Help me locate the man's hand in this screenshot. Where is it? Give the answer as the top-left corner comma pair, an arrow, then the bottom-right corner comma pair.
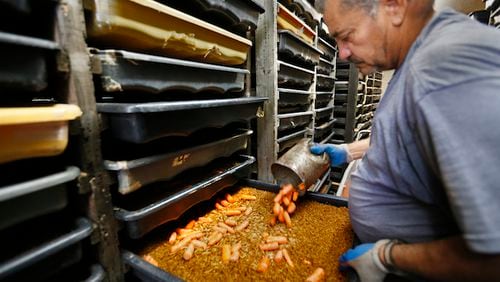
309,143 -> 352,166
339,240 -> 390,282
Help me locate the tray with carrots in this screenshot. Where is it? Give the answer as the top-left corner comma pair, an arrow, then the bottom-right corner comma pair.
125,179 -> 353,282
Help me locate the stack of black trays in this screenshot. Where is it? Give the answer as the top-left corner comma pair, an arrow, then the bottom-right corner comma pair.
0,0 -> 100,280
82,0 -> 266,279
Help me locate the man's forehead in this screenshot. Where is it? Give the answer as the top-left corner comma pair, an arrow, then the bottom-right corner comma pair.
324,1 -> 351,37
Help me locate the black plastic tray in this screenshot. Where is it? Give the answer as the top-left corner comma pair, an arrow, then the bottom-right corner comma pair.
314,119 -> 335,142
158,0 -> 264,34
277,30 -> 322,67
367,88 -> 382,95
335,81 -> 349,92
335,93 -> 348,104
114,155 -> 255,239
122,250 -> 182,282
0,217 -> 93,281
121,179 -> 348,281
333,105 -> 347,117
105,129 -> 252,194
0,31 -> 59,93
315,105 -> 334,121
334,117 -> 346,126
0,0 -> 58,40
97,97 -> 267,143
316,73 -> 335,91
93,49 -> 248,95
277,128 -> 308,153
315,91 -> 333,108
278,60 -> 314,90
0,166 -> 80,230
336,69 -> 350,79
317,37 -> 337,61
278,88 -> 311,107
317,57 -> 334,75
277,111 -> 313,131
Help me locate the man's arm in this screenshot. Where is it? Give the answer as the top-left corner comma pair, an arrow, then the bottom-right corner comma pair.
389,236 -> 500,281
346,138 -> 370,161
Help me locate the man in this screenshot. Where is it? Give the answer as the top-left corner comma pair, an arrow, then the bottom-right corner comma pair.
310,0 -> 500,281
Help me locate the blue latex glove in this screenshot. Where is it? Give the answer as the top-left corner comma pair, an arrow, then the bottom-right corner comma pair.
310,143 -> 350,167
339,240 -> 390,282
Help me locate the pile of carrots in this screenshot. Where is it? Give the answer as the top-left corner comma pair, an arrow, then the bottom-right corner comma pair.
270,183 -> 304,227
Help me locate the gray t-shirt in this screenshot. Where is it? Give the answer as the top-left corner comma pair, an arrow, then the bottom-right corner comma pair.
350,9 -> 500,254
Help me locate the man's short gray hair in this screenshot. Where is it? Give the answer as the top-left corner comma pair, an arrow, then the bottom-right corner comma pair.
315,0 -> 379,16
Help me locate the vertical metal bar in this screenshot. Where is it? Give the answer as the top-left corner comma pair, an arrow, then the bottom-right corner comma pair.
345,63 -> 359,143
256,0 -> 279,182
55,1 -> 123,281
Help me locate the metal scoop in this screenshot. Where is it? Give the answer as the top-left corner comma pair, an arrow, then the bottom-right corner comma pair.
271,138 -> 330,195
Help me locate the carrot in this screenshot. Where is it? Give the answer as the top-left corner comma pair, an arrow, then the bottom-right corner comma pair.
241,194 -> 257,200
215,202 -> 224,210
256,256 -> 270,273
177,231 -> 203,241
218,222 -> 235,234
222,244 -> 231,264
230,242 -> 242,262
191,240 -> 207,249
273,192 -> 283,203
273,202 -> 281,216
183,243 -> 195,260
208,232 -> 223,246
225,193 -> 236,203
269,216 -> 277,227
235,219 -> 249,231
306,267 -> 325,282
298,182 -> 306,191
185,220 -> 196,229
282,249 -> 294,267
287,202 -> 296,214
225,219 -> 238,227
198,216 -> 213,223
214,226 -> 228,234
168,232 -> 177,244
176,228 -> 192,235
266,236 -> 288,244
283,196 -> 291,206
171,237 -> 192,254
244,206 -> 253,216
292,191 -> 299,202
259,242 -> 279,251
284,211 -> 292,228
281,184 -> 294,196
221,200 -> 231,207
224,209 -> 242,216
274,250 -> 283,263
278,209 -> 285,223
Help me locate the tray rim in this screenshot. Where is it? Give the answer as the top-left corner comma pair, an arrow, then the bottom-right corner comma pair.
114,155 -> 256,220
96,97 -> 267,113
0,166 -> 80,202
94,49 -> 249,74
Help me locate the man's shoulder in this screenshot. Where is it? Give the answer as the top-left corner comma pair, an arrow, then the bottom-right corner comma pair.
408,11 -> 500,94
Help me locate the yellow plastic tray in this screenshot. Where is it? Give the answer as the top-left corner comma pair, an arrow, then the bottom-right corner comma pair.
0,104 -> 82,164
85,0 -> 252,66
277,3 -> 316,45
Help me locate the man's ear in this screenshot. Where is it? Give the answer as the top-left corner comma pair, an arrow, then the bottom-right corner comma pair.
380,0 -> 408,26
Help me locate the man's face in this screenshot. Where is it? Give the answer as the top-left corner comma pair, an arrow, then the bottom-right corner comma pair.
324,0 -> 390,74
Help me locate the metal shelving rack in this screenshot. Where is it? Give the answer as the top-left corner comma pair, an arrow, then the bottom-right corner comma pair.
256,0 -> 337,187
0,0 -> 110,280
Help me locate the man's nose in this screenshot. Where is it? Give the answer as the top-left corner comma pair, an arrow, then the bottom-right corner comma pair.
338,42 -> 352,60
